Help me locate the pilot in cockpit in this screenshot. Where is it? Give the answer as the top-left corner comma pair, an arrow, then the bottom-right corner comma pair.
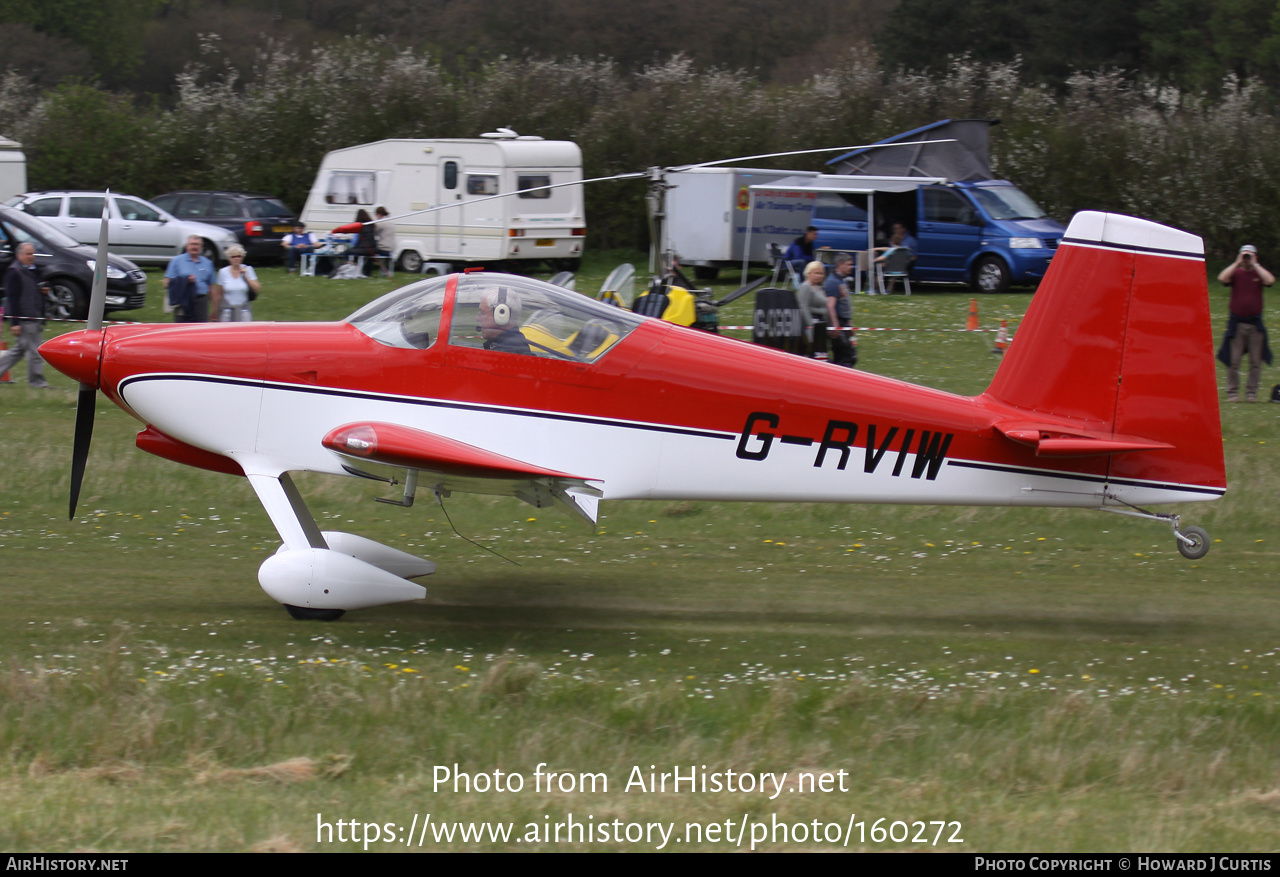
478,286 -> 533,355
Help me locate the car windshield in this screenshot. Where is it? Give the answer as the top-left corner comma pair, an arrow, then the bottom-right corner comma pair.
348,273 -> 645,362
0,208 -> 82,249
968,186 -> 1049,221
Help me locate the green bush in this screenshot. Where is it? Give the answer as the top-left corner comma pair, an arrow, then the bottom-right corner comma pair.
13,43 -> 1280,256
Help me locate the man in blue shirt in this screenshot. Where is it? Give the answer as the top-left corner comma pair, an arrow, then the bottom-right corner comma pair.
823,254 -> 857,367
164,235 -> 217,322
892,221 -> 918,256
282,222 -> 317,274
783,227 -> 818,278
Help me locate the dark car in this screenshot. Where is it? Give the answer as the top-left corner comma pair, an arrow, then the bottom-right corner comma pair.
151,191 -> 297,262
0,206 -> 146,321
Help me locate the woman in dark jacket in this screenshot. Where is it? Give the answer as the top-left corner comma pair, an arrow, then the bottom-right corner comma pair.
331,209 -> 377,276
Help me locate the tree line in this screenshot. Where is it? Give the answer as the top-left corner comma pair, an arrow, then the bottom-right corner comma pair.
0,31 -> 1279,256
6,0 -> 1280,97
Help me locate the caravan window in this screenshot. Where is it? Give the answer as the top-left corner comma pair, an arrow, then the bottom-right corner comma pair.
326,171 -> 375,206
443,161 -> 458,190
517,175 -> 551,199
467,175 -> 499,196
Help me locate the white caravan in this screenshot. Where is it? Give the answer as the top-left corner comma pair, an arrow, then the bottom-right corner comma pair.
0,137 -> 26,202
301,132 -> 585,272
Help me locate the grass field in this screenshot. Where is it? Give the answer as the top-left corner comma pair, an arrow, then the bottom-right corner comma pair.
0,255 -> 1278,852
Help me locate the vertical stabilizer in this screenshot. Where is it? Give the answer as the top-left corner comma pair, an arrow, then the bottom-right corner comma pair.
983,211 -> 1225,491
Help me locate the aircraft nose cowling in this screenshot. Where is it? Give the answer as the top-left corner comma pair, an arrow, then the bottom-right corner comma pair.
39,330 -> 104,387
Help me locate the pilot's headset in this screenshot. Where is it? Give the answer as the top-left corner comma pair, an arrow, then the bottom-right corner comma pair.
492,288 -> 513,326
488,287 -> 521,326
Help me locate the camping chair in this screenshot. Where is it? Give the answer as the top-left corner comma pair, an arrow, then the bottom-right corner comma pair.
875,247 -> 913,295
768,242 -> 800,288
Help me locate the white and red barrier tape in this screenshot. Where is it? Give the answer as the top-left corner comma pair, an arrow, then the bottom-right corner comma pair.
721,325 -> 1017,333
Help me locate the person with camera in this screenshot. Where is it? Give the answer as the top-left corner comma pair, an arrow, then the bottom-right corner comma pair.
1218,244 -> 1274,403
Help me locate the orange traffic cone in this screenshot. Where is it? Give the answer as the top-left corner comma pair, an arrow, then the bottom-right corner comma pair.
992,319 -> 1009,354
966,298 -> 979,331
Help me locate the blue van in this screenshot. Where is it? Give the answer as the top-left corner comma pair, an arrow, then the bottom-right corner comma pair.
808,178 -> 1064,293
809,119 -> 1065,292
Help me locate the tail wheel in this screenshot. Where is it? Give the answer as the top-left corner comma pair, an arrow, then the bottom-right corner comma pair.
972,256 -> 1011,294
1176,526 -> 1210,560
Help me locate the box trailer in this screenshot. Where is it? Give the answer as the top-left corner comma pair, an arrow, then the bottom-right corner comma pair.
663,167 -> 820,280
301,132 -> 585,272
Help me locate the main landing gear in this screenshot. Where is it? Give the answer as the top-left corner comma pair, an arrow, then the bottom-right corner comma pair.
1100,496 -> 1211,560
284,604 -> 347,622
244,471 -> 435,621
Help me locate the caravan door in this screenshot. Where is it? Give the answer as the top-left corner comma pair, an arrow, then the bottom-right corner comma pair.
436,157 -> 463,255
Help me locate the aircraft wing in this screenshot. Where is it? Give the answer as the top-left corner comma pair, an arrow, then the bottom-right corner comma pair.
321,422 -> 602,527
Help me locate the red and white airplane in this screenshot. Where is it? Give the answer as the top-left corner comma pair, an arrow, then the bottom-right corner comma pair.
40,210 -> 1224,620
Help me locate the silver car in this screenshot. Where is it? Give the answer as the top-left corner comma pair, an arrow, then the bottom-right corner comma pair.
4,191 -> 237,266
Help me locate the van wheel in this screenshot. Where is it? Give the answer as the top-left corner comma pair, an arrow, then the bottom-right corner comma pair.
200,239 -> 219,265
46,278 -> 88,321
693,266 -> 720,281
973,256 -> 1011,294
398,250 -> 423,273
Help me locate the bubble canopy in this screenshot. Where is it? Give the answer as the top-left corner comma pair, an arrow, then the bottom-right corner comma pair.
346,273 -> 646,362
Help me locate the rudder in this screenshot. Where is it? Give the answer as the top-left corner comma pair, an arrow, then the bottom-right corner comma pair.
984,211 -> 1225,493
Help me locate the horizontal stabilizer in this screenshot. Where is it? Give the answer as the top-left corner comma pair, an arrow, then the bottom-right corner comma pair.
997,422 -> 1174,458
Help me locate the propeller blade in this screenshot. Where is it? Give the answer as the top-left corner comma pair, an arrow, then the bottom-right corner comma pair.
714,274 -> 770,307
69,384 -> 96,519
68,194 -> 111,518
86,193 -> 109,330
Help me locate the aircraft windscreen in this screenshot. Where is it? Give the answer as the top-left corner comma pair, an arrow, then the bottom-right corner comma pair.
449,274 -> 644,362
346,274 -> 451,349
